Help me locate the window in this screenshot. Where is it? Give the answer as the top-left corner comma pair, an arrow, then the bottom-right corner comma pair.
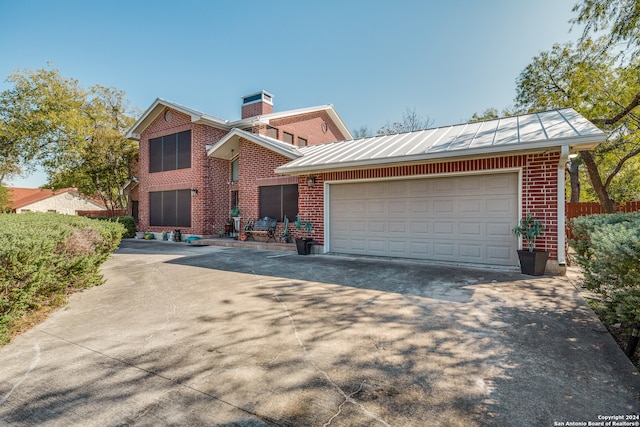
149,190 -> 191,227
283,132 -> 294,144
231,157 -> 239,182
297,137 -> 307,147
132,201 -> 139,222
149,130 -> 191,173
259,184 -> 298,222
266,126 -> 278,139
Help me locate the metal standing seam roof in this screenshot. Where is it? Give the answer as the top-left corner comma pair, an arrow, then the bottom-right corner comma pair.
275,108 -> 606,175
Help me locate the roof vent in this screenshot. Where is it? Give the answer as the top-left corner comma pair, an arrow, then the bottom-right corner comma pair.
241,90 -> 273,119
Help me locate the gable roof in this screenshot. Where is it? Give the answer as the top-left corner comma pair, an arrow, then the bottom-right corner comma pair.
275,108 -> 606,175
126,98 -> 228,140
228,105 -> 352,140
206,128 -> 302,160
126,98 -> 353,141
8,187 -> 106,210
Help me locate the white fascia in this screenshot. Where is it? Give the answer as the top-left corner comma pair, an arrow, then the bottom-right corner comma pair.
557,145 -> 570,265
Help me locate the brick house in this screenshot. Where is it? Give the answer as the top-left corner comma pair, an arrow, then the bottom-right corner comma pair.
126,91 -> 351,239
128,92 -> 604,273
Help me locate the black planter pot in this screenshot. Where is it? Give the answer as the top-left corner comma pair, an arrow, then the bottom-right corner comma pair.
517,250 -> 549,276
295,237 -> 313,255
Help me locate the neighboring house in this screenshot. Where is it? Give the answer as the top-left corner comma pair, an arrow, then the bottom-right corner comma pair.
128,91 -> 605,273
8,187 -> 107,215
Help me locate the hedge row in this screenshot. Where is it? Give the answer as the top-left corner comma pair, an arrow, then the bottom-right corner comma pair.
0,213 -> 125,344
570,212 -> 640,327
90,216 -> 136,238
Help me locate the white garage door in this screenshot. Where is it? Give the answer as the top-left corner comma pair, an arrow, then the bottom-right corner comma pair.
329,173 -> 519,266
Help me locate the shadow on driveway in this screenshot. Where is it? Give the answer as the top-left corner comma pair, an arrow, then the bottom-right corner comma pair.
0,240 -> 638,426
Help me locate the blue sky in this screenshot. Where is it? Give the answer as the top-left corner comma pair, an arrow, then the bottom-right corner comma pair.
1,0 -> 580,187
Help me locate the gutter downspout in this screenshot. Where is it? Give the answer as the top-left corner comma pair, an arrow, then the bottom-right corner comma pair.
557,145 -> 570,266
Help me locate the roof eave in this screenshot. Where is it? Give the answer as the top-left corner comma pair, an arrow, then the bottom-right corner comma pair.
228,105 -> 353,140
275,134 -> 604,175
126,98 -> 229,140
207,129 -> 302,161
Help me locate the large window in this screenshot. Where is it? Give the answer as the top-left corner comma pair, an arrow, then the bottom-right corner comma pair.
149,190 -> 191,227
149,130 -> 191,173
259,185 -> 298,222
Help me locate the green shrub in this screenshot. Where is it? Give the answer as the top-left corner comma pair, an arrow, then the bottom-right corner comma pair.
0,213 -> 124,344
92,215 -> 136,238
570,212 -> 640,327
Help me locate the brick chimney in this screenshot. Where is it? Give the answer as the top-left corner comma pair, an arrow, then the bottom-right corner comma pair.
241,90 -> 273,119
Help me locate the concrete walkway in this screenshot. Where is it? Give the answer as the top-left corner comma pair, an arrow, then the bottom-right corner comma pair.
0,240 -> 638,426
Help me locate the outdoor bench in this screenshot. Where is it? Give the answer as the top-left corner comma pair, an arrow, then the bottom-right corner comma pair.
245,217 -> 277,242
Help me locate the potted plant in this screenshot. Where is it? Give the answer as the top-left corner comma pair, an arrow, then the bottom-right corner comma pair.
512,214 -> 549,276
230,205 -> 241,238
294,214 -> 313,255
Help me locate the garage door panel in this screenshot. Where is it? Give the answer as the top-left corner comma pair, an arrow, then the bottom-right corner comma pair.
410,221 -> 430,234
351,221 -> 367,233
459,222 -> 482,236
368,239 -> 386,253
486,245 -> 513,263
390,201 -> 409,215
329,173 -> 518,266
459,244 -> 482,259
487,173 -> 516,190
434,243 -> 455,257
434,200 -> 454,214
410,201 -> 429,214
459,199 -> 482,214
388,240 -> 408,255
487,197 -> 515,214
434,222 -> 454,235
368,201 -> 386,215
486,222 -> 512,237
368,221 -> 386,233
389,221 -> 407,233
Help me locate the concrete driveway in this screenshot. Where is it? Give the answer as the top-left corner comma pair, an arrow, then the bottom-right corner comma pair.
1,240 -> 639,426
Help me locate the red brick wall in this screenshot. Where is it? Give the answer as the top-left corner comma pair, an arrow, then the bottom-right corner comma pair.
298,152 -> 561,261
270,111 -> 348,146
137,107 -> 228,235
236,138 -> 295,223
242,101 -> 273,119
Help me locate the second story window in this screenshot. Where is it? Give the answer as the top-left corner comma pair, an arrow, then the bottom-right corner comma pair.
266,126 -> 278,139
297,137 -> 307,147
149,130 -> 191,173
283,132 -> 293,144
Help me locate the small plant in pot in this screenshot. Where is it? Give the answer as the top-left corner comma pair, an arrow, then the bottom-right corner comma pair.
294,214 -> 313,255
230,205 -> 241,238
512,214 -> 549,276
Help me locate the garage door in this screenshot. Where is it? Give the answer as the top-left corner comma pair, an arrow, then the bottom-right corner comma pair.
329,173 -> 519,266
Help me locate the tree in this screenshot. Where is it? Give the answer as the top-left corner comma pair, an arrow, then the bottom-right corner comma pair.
0,185 -> 12,213
515,40 -> 640,211
352,126 -> 372,139
468,106 -> 519,123
377,107 -> 434,135
571,0 -> 640,55
0,67 -> 138,210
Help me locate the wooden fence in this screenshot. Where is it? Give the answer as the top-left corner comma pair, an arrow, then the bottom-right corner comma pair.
77,209 -> 126,218
565,201 -> 640,239
566,201 -> 640,218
